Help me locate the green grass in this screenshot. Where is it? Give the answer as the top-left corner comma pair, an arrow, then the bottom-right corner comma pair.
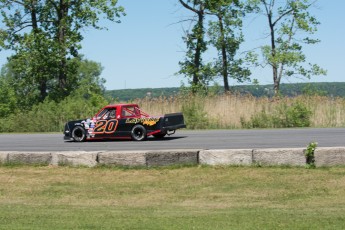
1,165 -> 345,229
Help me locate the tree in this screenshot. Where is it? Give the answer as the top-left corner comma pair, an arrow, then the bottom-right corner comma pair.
71,58 -> 106,99
250,0 -> 326,95
0,57 -> 106,111
0,0 -> 124,101
0,69 -> 17,117
207,0 -> 250,92
178,0 -> 213,92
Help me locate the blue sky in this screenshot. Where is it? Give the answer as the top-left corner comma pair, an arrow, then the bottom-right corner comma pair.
1,0 -> 344,90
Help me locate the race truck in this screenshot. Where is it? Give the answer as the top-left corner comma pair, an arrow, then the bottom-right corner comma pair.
63,103 -> 186,142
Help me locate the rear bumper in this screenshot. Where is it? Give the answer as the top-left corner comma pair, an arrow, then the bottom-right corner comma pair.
162,124 -> 187,132
161,113 -> 186,132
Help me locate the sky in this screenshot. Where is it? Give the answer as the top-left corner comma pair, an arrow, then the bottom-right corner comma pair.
0,0 -> 344,90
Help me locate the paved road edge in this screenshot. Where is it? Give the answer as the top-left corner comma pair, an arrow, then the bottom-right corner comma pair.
1,147 -> 345,167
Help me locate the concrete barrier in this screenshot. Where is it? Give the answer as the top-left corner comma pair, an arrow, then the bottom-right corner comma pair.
145,149 -> 199,166
98,151 -> 147,167
199,149 -> 252,166
7,152 -> 52,165
0,152 -> 8,163
97,150 -> 199,167
315,147 -> 345,167
1,147 -> 345,168
51,151 -> 98,167
253,148 -> 306,166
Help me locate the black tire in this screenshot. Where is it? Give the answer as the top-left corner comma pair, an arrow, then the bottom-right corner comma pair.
153,133 -> 166,139
131,124 -> 147,141
71,126 -> 86,142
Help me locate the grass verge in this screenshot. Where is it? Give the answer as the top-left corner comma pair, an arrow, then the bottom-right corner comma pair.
1,165 -> 345,229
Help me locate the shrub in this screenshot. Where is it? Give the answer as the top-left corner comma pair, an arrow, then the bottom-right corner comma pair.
241,101 -> 312,128
181,96 -> 209,129
305,142 -> 317,169
0,93 -> 108,133
241,109 -> 273,129
285,102 -> 312,127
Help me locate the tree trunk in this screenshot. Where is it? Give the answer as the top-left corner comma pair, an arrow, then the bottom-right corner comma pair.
30,0 -> 48,101
192,8 -> 204,91
178,0 -> 205,93
273,77 -> 279,95
57,0 -> 68,93
218,15 -> 229,92
39,80 -> 47,101
30,1 -> 38,32
268,11 -> 279,96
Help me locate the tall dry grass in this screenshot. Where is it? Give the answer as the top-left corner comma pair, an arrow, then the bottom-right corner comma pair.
134,94 -> 345,129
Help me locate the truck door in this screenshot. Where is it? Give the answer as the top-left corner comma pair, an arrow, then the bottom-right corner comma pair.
93,108 -> 118,138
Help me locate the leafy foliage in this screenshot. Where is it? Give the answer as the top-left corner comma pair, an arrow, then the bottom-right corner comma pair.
207,0 -> 251,91
0,0 -> 124,102
0,56 -> 108,133
177,0 -> 253,93
0,74 -> 17,117
0,92 -> 108,133
241,100 -> 312,128
305,141 -> 317,169
247,0 -> 326,94
177,0 -> 213,92
181,95 -> 209,129
0,57 -> 106,110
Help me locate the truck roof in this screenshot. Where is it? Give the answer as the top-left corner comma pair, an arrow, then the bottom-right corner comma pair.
103,103 -> 139,109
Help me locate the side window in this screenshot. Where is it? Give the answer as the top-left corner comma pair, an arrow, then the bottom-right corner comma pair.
121,106 -> 138,117
97,109 -> 116,120
96,109 -> 108,119
109,109 -> 116,119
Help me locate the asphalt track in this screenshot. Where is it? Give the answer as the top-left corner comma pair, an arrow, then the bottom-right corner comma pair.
0,128 -> 344,152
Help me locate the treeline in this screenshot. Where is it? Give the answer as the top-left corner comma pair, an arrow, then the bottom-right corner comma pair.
105,82 -> 345,101
105,88 -> 180,101
0,0 -> 326,110
0,0 -> 331,133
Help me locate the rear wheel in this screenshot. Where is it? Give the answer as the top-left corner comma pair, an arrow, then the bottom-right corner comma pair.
131,124 -> 147,141
72,126 -> 86,142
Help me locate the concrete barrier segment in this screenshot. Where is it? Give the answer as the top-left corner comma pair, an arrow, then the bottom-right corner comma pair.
7,152 -> 52,165
314,147 -> 345,167
199,149 -> 253,166
145,149 -> 199,167
51,151 -> 98,167
97,151 -> 147,167
0,152 -> 8,163
253,148 -> 306,166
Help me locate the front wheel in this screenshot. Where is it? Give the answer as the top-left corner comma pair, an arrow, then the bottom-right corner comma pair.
131,124 -> 147,141
71,126 -> 86,142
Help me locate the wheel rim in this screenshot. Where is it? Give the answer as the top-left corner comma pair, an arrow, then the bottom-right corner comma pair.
73,127 -> 85,141
133,128 -> 143,139
131,124 -> 147,141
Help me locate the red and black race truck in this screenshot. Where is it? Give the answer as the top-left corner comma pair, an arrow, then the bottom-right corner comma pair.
63,103 -> 186,142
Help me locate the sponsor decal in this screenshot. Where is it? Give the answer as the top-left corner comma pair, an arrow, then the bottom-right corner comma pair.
125,118 -> 160,126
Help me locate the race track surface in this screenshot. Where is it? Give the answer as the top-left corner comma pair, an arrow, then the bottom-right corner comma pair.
0,128 -> 344,152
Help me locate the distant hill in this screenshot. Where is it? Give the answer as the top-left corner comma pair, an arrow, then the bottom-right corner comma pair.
105,87 -> 180,101
105,82 -> 345,101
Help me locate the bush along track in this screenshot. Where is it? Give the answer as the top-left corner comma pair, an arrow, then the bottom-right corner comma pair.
305,142 -> 317,169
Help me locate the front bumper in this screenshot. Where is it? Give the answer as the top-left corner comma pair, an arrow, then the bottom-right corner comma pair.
63,123 -> 73,141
